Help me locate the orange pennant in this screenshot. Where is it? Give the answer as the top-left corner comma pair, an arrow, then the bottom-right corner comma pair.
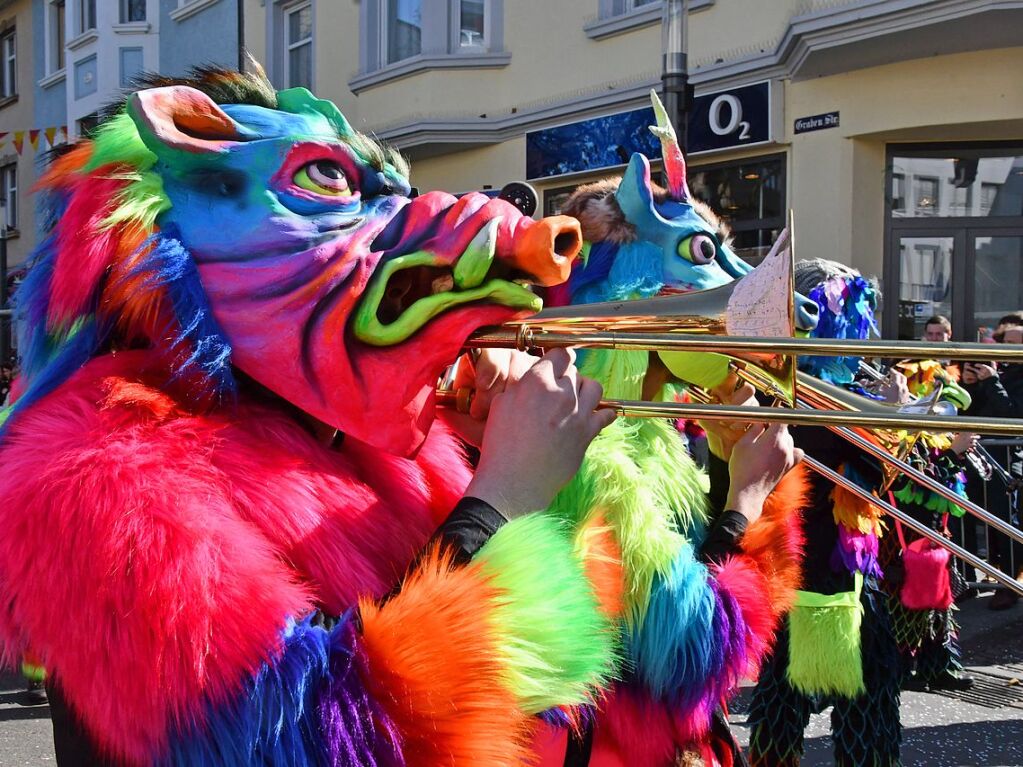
29,129 -> 40,150
44,126 -> 57,148
13,131 -> 24,154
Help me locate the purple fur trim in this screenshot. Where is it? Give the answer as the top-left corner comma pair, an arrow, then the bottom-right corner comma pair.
831,526 -> 882,578
319,615 -> 405,767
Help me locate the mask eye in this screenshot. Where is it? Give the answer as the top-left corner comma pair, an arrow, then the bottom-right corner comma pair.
294,160 -> 351,196
678,233 -> 717,264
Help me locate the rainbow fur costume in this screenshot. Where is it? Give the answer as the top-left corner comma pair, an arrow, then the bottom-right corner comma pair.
0,68 -> 630,766
0,72 -> 811,767
546,99 -> 809,765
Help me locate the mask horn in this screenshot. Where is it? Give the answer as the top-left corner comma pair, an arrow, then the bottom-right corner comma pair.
648,89 -> 689,202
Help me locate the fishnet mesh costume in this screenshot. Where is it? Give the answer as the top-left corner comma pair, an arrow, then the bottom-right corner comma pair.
748,578 -> 901,767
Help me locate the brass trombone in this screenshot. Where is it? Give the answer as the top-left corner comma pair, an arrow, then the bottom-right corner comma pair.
438,234 -> 1023,594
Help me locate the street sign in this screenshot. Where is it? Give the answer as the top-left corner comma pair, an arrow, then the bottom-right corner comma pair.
794,111 -> 840,134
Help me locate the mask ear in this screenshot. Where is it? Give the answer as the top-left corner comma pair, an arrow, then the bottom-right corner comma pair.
127,85 -> 253,156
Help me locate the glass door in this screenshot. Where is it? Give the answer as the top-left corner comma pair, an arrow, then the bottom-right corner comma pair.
968,229 -> 1023,341
884,143 -> 1023,340
889,230 -> 962,340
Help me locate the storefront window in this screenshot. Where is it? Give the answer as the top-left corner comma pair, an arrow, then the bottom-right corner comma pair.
891,149 -> 1023,218
688,154 -> 786,264
885,143 -> 1023,340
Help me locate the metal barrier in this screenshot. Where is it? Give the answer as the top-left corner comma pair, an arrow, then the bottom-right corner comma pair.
951,437 -> 1023,587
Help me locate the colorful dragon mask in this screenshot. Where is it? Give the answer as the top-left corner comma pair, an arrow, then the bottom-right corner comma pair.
553,93 -> 818,322
10,69 -> 581,454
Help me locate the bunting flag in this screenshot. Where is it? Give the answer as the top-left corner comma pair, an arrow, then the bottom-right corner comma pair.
0,124 -> 69,154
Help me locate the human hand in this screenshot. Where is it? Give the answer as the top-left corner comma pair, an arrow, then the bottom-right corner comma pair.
973,363 -> 998,381
445,349 -> 538,445
877,369 -> 910,404
699,375 -> 758,461
465,348 -> 617,519
725,423 -> 804,524
961,363 -> 977,385
949,431 -> 980,455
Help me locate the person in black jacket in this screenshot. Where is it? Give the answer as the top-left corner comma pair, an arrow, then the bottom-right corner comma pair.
962,313 -> 1023,610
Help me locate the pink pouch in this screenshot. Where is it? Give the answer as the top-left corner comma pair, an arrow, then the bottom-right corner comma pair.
893,501 -> 953,611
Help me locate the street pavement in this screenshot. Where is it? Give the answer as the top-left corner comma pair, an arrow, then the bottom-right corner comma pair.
1,590 -> 1020,765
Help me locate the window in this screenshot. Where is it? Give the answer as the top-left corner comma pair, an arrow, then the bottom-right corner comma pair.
384,0 -> 422,65
78,0 -> 96,34
120,0 -> 146,23
284,2 -> 312,89
459,0 -> 486,49
913,176 -> 939,215
0,30 -> 14,99
1,163 -> 17,231
610,0 -> 659,14
891,151 -> 1023,219
49,2 -> 66,73
688,154 -> 786,264
981,182 -> 1000,216
77,112 -> 100,138
543,185 -> 579,217
948,176 -> 973,215
352,0 -> 507,89
891,172 -> 905,213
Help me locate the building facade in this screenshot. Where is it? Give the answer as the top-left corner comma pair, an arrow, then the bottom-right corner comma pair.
0,0 -> 242,359
249,0 -> 1023,341
10,0 -> 242,268
0,0 -> 35,272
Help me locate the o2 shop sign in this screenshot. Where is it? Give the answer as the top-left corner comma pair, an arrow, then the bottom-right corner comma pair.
688,82 -> 771,154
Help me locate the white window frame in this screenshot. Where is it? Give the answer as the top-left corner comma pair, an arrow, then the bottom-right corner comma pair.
381,0 -> 423,66
120,0 -> 147,23
282,1 -> 313,89
78,0 -> 97,34
0,30 -> 15,99
46,1 -> 66,76
1,163 -> 18,232
457,0 -> 489,52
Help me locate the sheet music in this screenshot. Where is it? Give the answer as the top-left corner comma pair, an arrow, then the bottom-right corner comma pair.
725,228 -> 791,338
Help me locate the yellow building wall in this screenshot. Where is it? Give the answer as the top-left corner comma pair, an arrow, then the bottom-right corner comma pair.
787,46 -> 1023,281
337,0 -> 803,134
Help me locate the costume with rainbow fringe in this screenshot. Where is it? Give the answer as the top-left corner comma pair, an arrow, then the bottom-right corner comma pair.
543,96 -> 810,766
881,362 -> 972,689
745,272 -> 903,767
0,70 -> 803,767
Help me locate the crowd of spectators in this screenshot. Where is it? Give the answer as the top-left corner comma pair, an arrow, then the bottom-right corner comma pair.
911,312 -> 1023,610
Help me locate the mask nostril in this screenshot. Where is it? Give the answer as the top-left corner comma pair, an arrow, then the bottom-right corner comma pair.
553,231 -> 580,259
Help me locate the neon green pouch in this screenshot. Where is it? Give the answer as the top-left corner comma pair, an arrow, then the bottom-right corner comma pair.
786,572 -> 866,697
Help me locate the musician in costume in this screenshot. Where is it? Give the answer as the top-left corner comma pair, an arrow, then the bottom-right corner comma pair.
542,96 -> 811,765
747,259 -> 903,767
0,68 -> 802,767
883,361 -> 976,691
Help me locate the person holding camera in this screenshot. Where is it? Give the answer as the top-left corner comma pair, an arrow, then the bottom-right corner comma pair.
962,313 -> 1023,610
